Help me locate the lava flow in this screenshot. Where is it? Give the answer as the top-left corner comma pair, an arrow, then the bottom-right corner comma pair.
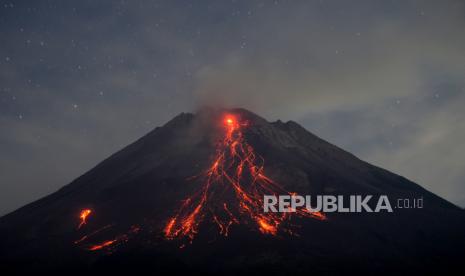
74,223 -> 140,252
74,208 -> 140,252
85,225 -> 140,251
164,114 -> 325,243
78,209 -> 92,229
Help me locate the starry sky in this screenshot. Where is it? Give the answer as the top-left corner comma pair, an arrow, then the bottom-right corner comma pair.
1,0 -> 464,215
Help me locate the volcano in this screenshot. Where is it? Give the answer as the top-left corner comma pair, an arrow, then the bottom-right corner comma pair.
1,108 -> 464,275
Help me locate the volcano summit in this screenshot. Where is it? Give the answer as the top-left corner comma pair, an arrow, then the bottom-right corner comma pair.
1,108 -> 464,274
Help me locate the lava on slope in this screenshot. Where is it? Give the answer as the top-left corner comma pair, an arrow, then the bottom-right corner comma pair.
2,108 -> 465,274
73,113 -> 324,252
163,113 -> 325,243
74,221 -> 140,252
77,209 -> 92,229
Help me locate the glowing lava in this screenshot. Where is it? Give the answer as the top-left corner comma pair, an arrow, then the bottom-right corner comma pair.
164,113 -> 325,243
75,113 -> 325,251
226,118 -> 233,124
75,225 -> 140,251
88,239 -> 117,251
74,209 -> 141,252
78,209 -> 92,229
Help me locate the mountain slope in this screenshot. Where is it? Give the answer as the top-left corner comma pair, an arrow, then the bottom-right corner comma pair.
1,107 -> 464,274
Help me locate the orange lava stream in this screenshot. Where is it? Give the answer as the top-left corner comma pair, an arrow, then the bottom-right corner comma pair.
78,209 -> 92,229
164,114 -> 325,243
74,224 -> 113,244
88,239 -> 117,251
84,225 -> 140,251
74,208 -> 140,252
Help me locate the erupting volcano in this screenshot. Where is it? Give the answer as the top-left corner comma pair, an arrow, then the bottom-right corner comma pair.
164,114 -> 324,243
1,108 -> 464,274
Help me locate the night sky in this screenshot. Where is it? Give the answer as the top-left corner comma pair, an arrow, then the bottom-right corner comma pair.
1,0 -> 464,215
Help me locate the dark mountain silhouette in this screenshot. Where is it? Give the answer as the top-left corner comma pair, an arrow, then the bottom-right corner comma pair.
1,107 -> 464,275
